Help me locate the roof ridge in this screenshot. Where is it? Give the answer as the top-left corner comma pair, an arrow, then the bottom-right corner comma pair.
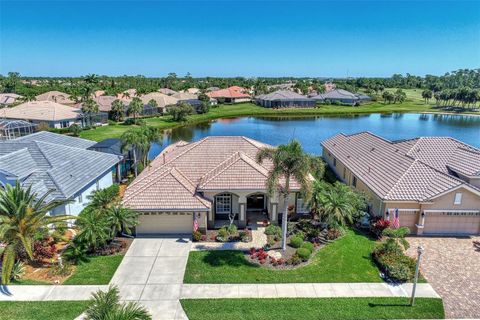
170,168 -> 211,208
123,166 -> 172,202
199,151 -> 243,187
385,159 -> 420,200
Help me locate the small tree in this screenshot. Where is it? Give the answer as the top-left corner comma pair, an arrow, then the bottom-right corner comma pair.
422,89 -> 433,104
110,99 -> 125,122
81,99 -> 99,126
168,103 -> 194,121
127,97 -> 144,124
69,124 -> 82,137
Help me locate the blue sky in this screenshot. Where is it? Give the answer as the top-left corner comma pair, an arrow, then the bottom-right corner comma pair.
1,1 -> 479,77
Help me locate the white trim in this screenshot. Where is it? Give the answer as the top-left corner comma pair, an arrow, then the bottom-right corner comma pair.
423,209 -> 480,213
387,208 -> 420,212
427,184 -> 480,200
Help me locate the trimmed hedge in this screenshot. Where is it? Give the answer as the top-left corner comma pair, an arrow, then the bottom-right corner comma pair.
289,236 -> 304,248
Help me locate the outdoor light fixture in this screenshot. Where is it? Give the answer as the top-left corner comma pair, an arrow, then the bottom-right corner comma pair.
385,211 -> 390,218
421,212 -> 425,217
410,245 -> 425,306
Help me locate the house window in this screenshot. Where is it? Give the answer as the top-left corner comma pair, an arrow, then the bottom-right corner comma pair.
333,158 -> 337,167
352,176 -> 357,187
454,193 -> 462,205
215,193 -> 231,214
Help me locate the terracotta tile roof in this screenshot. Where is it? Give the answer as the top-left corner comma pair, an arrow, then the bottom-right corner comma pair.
35,91 -> 74,104
322,132 -> 479,202
1,101 -> 82,122
139,92 -> 178,109
0,93 -> 23,105
206,86 -> 251,99
123,136 -> 301,211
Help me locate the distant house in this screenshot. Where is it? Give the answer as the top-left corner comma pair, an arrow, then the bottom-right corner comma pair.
0,100 -> 83,128
205,87 -> 220,92
90,96 -> 129,113
256,90 -> 316,108
117,89 -> 137,100
310,89 -> 371,105
0,131 -> 122,216
0,120 -> 37,140
0,93 -> 23,106
185,88 -> 200,94
324,82 -> 336,92
88,138 -> 135,181
172,92 -> 202,108
206,86 -> 251,103
139,92 -> 179,114
35,91 -> 75,105
158,88 -> 177,96
93,90 -> 106,98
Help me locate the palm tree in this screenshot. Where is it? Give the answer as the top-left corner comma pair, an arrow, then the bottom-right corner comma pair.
107,205 -> 138,237
256,140 -> 312,251
0,183 -> 72,284
111,99 -> 125,122
81,99 -> 99,126
120,129 -> 144,177
85,286 -> 151,320
127,97 -> 144,123
121,126 -> 161,176
138,125 -> 161,166
75,208 -> 110,251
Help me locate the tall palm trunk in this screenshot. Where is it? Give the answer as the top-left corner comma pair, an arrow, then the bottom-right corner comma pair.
281,177 -> 290,251
132,147 -> 138,177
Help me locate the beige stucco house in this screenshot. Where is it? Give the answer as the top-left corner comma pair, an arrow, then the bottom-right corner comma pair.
322,132 -> 480,236
123,136 -> 308,235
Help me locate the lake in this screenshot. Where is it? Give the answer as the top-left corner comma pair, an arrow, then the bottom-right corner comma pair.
149,113 -> 480,158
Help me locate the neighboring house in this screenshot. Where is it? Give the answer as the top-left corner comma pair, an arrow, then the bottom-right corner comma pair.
172,92 -> 202,108
117,89 -> 137,100
0,93 -> 23,106
256,90 -> 316,108
206,86 -> 251,103
93,90 -> 105,98
35,91 -> 75,105
205,86 -> 220,92
324,82 -> 336,92
185,88 -> 200,94
139,92 -> 179,114
158,88 -> 178,96
123,136 -> 308,235
88,138 -> 135,181
92,95 -> 128,113
311,89 -> 371,105
0,120 -> 37,140
0,131 -> 122,216
0,100 -> 83,128
322,132 -> 480,235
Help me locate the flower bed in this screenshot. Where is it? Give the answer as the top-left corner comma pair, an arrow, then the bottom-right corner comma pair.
192,227 -> 253,243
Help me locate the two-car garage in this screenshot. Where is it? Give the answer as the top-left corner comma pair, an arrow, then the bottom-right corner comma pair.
136,212 -> 194,236
423,211 -> 480,235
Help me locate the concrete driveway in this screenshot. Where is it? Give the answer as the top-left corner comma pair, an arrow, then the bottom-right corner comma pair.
407,236 -> 480,319
110,236 -> 191,320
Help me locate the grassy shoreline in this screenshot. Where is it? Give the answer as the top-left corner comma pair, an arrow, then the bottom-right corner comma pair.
79,101 -> 479,141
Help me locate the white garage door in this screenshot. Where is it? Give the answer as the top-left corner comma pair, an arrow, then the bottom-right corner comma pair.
423,211 -> 480,235
137,212 -> 193,235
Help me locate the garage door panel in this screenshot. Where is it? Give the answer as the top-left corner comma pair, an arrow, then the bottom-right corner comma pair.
137,212 -> 193,235
424,212 -> 480,235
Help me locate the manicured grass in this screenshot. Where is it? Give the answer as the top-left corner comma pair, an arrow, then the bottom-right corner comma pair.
63,254 -> 124,285
0,301 -> 91,320
80,99 -> 479,141
181,298 -> 445,320
184,230 -> 382,283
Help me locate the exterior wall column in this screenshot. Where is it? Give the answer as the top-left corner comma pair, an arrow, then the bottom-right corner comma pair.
238,195 -> 246,228
207,208 -> 214,229
416,208 -> 426,235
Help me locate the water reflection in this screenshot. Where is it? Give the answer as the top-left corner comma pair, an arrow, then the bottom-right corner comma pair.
148,113 -> 480,159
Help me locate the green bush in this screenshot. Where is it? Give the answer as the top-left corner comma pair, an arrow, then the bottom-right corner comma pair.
227,224 -> 237,235
294,230 -> 306,240
192,231 -> 202,242
289,236 -> 304,248
372,238 -> 416,282
288,254 -> 302,265
301,241 -> 314,253
217,227 -> 229,242
265,225 -> 282,238
296,248 -> 312,261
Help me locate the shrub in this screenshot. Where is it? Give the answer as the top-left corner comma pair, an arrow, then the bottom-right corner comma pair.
372,238 -> 416,282
62,241 -> 89,264
370,218 -> 391,237
287,254 -> 302,265
192,231 -> 202,242
296,248 -> 312,261
216,227 -> 229,242
326,228 -> 343,240
227,224 -> 237,235
289,236 -> 304,248
294,230 -> 306,240
48,263 -> 73,277
11,261 -> 25,281
301,241 -> 314,253
33,238 -> 57,261
265,225 -> 282,238
239,231 -> 251,243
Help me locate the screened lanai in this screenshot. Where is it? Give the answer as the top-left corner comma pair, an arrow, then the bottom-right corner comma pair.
0,119 -> 37,140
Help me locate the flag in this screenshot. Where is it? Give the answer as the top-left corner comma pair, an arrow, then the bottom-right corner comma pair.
392,209 -> 400,229
193,214 -> 199,232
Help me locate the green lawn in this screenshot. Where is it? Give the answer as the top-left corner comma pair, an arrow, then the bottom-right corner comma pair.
184,230 -> 382,283
63,254 -> 124,285
181,298 -> 445,320
79,99 -> 479,141
0,301 -> 90,320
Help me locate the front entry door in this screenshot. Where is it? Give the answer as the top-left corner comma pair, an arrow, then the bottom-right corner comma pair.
247,194 -> 265,211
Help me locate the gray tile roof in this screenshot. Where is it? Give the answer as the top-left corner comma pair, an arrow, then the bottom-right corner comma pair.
322,132 -> 479,202
0,133 -> 121,201
311,89 -> 370,101
256,90 -> 312,101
